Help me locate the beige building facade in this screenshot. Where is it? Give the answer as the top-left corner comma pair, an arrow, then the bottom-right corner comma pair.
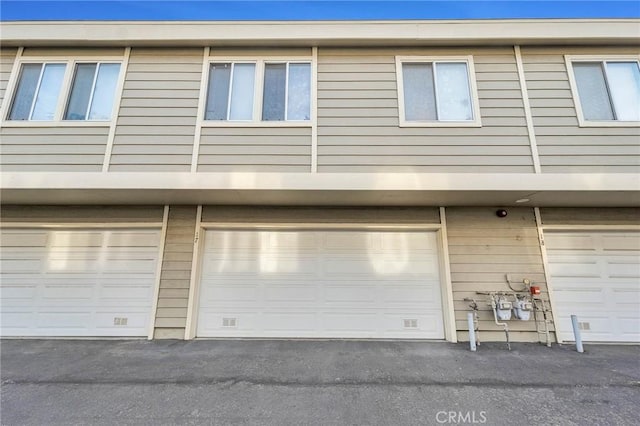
1,20 -> 639,343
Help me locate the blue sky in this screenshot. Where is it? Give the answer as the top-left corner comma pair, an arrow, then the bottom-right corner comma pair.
1,0 -> 639,21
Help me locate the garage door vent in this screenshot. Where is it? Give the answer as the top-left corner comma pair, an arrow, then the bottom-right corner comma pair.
222,318 -> 238,328
579,322 -> 591,331
403,319 -> 418,329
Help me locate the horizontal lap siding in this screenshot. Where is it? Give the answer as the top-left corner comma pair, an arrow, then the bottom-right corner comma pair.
0,205 -> 164,223
523,46 -> 640,173
0,127 -> 109,171
111,48 -> 202,172
317,48 -> 534,173
0,48 -> 17,106
540,208 -> 640,225
198,127 -> 312,172
154,206 -> 197,339
445,207 -> 553,342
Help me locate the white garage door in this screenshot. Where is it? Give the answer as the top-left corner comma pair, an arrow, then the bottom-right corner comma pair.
545,232 -> 640,342
197,230 -> 444,339
0,228 -> 161,337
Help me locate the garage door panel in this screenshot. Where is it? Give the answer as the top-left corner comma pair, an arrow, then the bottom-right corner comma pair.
544,234 -> 596,250
1,232 -> 49,247
203,256 -> 320,276
265,285 -> 318,302
0,258 -> 43,273
0,228 -> 160,337
322,233 -> 371,251
602,235 -> 640,251
108,232 -> 161,247
546,231 -> 640,342
323,257 -> 437,278
197,230 -> 444,339
607,262 -> 640,278
0,286 -> 37,304
49,232 -> 104,248
619,318 -> 640,337
611,288 -> 640,305
322,285 -> 376,303
548,261 -> 600,278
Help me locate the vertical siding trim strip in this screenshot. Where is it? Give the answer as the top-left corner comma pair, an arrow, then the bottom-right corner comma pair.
438,207 -> 457,343
184,205 -> 203,339
148,205 -> 170,339
311,46 -> 318,173
190,47 -> 211,172
103,47 -> 131,172
0,46 -> 23,124
191,47 -> 210,172
514,45 -> 541,173
534,207 -> 560,343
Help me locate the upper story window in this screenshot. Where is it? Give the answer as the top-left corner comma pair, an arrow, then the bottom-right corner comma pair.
7,61 -> 122,122
395,56 -> 481,127
204,59 -> 311,124
567,57 -> 640,126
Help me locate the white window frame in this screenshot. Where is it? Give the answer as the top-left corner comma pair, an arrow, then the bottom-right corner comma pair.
395,55 -> 482,128
565,55 -> 640,128
200,56 -> 313,128
1,55 -> 126,128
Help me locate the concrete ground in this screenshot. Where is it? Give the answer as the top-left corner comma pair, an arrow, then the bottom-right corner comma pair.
1,340 -> 639,425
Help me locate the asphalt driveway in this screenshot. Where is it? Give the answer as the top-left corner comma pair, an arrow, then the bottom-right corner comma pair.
1,339 -> 639,425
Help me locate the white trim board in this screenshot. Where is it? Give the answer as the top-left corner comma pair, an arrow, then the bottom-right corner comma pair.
184,205 -> 203,340
564,54 -> 640,128
147,205 -> 170,340
395,55 -> 482,128
3,20 -> 638,47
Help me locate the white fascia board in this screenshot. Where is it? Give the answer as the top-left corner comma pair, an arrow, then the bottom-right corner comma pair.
2,19 -> 639,47
1,172 -> 638,192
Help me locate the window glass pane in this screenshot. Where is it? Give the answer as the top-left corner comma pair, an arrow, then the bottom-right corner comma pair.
402,63 -> 436,121
262,63 -> 286,121
65,63 -> 97,120
435,62 -> 473,121
88,63 -> 121,120
30,64 -> 66,120
287,63 -> 310,120
205,63 -> 231,120
229,63 -> 255,120
606,62 -> 640,121
573,62 -> 614,121
8,63 -> 42,120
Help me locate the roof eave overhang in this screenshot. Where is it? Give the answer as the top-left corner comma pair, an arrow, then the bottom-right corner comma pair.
1,19 -> 639,47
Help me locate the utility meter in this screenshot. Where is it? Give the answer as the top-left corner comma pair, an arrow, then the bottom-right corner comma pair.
513,297 -> 533,321
495,296 -> 512,321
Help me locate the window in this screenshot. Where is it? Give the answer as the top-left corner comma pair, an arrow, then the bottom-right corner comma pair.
7,61 -> 122,122
204,60 -> 311,123
396,56 -> 480,127
568,58 -> 640,125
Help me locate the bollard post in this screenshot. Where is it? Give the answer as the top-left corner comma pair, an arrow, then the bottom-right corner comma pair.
467,312 -> 477,352
571,315 -> 584,353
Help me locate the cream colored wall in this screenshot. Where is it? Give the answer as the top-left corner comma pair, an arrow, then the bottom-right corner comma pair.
316,47 -> 534,173
445,207 -> 555,343
153,206 -> 198,339
540,207 -> 640,225
522,46 -> 640,173
0,48 -> 18,107
110,48 -> 202,172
